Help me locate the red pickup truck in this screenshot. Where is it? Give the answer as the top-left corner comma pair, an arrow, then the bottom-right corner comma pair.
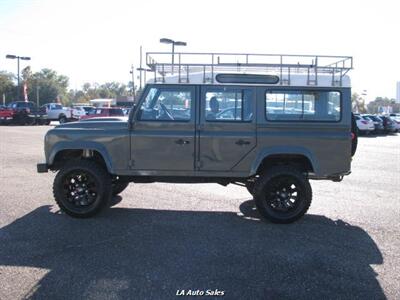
0,106 -> 14,124
0,101 -> 48,125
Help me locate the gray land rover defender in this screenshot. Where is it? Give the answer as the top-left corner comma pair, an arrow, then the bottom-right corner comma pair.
37,52 -> 357,223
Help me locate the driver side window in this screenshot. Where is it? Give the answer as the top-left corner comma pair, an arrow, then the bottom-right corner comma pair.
138,88 -> 192,121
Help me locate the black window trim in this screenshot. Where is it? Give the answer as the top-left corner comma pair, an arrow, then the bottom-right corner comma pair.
264,89 -> 343,123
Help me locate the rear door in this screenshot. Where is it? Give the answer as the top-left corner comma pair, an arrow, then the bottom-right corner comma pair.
130,85 -> 196,171
198,86 -> 256,171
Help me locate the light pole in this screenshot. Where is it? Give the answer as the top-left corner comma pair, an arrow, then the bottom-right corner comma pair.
159,38 -> 187,74
36,86 -> 40,107
136,67 -> 152,94
130,65 -> 135,100
6,54 -> 31,101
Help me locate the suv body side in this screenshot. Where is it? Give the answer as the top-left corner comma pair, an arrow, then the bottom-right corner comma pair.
129,84 -> 350,178
43,83 -> 352,180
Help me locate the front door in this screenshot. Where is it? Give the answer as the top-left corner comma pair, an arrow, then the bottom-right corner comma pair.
198,86 -> 256,171
130,85 -> 196,171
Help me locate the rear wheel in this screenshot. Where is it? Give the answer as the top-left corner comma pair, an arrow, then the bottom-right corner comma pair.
59,115 -> 67,124
254,166 -> 312,224
26,116 -> 36,125
53,160 -> 112,218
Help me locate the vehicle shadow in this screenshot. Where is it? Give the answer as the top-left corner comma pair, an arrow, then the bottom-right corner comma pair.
0,200 -> 384,299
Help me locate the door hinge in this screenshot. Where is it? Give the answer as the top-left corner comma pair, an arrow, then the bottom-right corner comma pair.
128,159 -> 135,169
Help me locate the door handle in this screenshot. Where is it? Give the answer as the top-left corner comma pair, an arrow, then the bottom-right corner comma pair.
235,139 -> 251,146
175,139 -> 190,145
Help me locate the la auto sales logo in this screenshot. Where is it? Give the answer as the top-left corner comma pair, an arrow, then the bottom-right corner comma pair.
176,289 -> 225,297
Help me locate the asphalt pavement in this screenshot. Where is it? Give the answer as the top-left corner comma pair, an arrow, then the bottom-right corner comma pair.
0,125 -> 399,299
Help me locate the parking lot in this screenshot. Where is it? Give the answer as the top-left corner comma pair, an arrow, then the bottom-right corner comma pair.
0,125 -> 399,299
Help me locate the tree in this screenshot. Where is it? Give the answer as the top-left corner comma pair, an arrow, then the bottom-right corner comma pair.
69,81 -> 130,104
351,93 -> 367,113
367,97 -> 399,114
25,68 -> 70,106
0,71 -> 16,103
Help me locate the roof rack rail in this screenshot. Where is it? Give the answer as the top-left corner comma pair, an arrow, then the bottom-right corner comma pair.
146,52 -> 353,87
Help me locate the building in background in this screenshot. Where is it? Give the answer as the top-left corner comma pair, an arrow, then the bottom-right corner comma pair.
396,81 -> 400,103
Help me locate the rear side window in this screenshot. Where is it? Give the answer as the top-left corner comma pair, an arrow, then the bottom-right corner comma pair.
17,102 -> 27,108
109,108 -> 124,116
50,104 -> 63,110
265,90 -> 341,122
204,88 -> 253,122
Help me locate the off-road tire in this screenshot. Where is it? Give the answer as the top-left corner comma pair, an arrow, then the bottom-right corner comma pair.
53,160 -> 112,218
253,166 -> 312,224
112,179 -> 129,195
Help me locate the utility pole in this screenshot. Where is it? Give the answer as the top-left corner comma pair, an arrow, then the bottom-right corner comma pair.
2,93 -> 5,106
36,86 -> 40,107
130,65 -> 135,100
139,45 -> 143,91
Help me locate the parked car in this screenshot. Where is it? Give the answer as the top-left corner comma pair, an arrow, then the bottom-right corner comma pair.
0,101 -> 48,125
122,107 -> 132,116
37,52 -> 356,224
379,116 -> 397,133
72,105 -> 95,119
42,103 -> 74,123
362,115 -> 384,133
388,116 -> 400,132
79,107 -> 124,120
355,115 -> 374,134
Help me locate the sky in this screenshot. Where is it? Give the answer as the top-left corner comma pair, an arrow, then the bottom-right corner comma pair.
0,0 -> 399,101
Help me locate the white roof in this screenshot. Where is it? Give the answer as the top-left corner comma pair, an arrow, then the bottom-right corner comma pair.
147,72 -> 351,88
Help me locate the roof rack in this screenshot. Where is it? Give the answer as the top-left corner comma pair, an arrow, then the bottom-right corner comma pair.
146,52 -> 353,87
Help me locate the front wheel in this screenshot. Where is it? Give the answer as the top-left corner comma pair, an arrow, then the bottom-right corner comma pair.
53,160 -> 112,218
253,166 -> 312,224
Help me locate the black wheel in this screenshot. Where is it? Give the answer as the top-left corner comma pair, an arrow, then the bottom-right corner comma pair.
53,160 -> 112,218
26,117 -> 36,125
112,178 -> 129,195
45,120 -> 51,125
15,114 -> 25,125
59,115 -> 67,124
253,166 -> 312,224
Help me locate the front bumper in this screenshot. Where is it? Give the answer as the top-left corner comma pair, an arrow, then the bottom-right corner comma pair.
37,163 -> 48,173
